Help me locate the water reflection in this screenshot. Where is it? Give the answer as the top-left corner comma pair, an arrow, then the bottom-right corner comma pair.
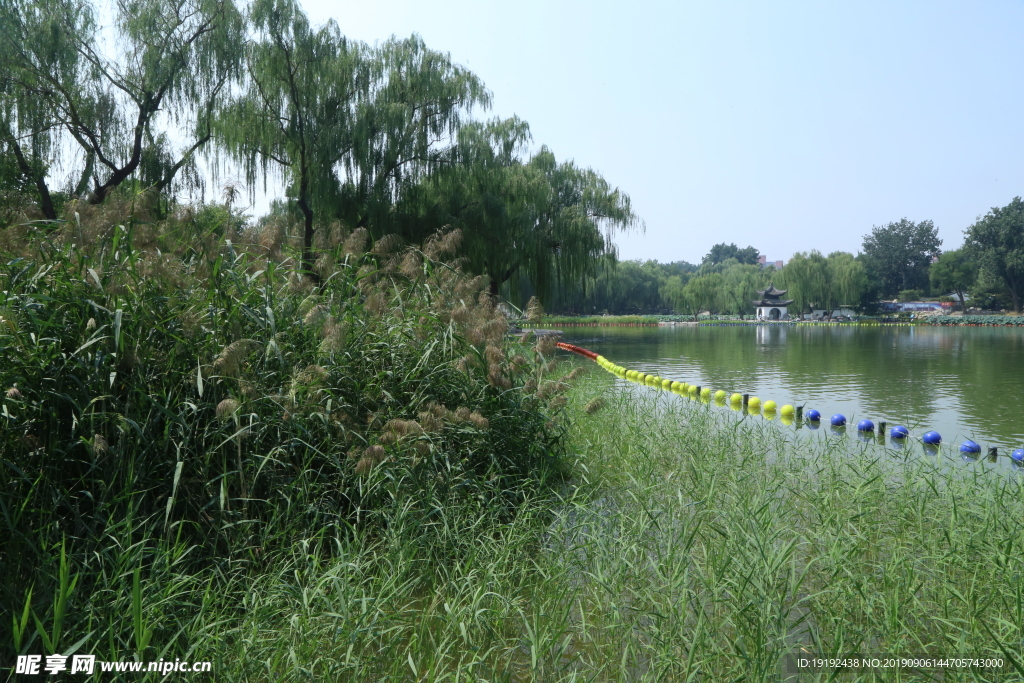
566,325 -> 1024,458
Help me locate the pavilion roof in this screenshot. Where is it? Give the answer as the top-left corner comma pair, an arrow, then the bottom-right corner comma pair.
756,283 -> 788,298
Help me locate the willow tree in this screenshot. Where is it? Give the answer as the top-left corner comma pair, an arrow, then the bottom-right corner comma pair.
215,0 -> 368,274
1,0 -> 244,211
780,250 -> 866,314
339,34 -> 490,234
0,0 -> 87,218
778,251 -> 828,313
418,118 -> 641,300
826,251 -> 867,310
678,272 -> 723,319
720,262 -> 765,319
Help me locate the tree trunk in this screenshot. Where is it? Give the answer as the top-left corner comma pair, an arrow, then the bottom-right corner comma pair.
5,131 -> 57,220
297,196 -> 319,283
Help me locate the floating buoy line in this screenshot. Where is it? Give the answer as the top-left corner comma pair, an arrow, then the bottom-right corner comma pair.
555,342 -> 1024,466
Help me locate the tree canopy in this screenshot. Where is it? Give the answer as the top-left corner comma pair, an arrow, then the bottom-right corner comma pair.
702,242 -> 760,266
964,197 -> 1024,313
861,218 -> 941,298
0,0 -> 245,216
929,248 -> 978,310
777,250 -> 866,314
407,117 -> 641,299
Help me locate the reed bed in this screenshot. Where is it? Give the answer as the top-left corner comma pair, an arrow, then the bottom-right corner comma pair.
3,211 -> 1024,681
1,212 -> 572,679
50,373 -> 1019,682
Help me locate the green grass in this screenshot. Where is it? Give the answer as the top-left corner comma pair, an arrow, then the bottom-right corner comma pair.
4,212 -> 1024,681
1,214 -> 572,679
35,371 -> 1016,682
532,380 -> 1024,680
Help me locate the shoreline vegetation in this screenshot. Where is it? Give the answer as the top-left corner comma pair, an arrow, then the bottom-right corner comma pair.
1,218 -> 578,677
519,313 -> 1024,327
4,220 -> 1024,681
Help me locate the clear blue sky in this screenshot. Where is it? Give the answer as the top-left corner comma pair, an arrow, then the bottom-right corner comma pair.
298,0 -> 1024,264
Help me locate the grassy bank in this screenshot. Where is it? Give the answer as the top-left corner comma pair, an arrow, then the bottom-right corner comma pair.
5,213 -> 1024,680
525,380 -> 1024,680
20,368 -> 1015,681
520,315 -> 661,326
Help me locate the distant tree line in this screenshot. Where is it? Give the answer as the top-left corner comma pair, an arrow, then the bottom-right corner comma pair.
542,200 -> 1024,316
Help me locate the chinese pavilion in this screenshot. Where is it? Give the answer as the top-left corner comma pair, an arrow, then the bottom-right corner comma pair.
752,284 -> 793,320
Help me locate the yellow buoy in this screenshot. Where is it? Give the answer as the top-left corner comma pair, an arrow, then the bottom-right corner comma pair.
763,400 -> 777,412
780,404 -> 795,417
661,378 -> 672,390
670,381 -> 683,392
700,387 -> 712,398
687,385 -> 698,396
730,392 -> 742,403
748,396 -> 761,408
714,390 -> 726,401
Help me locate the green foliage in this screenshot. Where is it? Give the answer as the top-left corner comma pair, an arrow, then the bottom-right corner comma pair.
861,218 -> 942,298
702,242 -> 759,266
924,314 -> 1024,326
1,0 -> 245,210
678,272 -> 723,318
0,220 -> 569,660
719,261 -> 765,318
929,248 -> 978,309
897,288 -> 924,302
964,196 -> 1024,313
412,118 -> 641,301
541,258 -> 695,315
216,0 -> 371,274
777,250 -> 866,313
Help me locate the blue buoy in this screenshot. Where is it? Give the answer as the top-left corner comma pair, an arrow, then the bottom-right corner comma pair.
857,419 -> 874,432
1012,449 -> 1024,464
959,440 -> 980,454
806,409 -> 821,422
830,414 -> 847,427
922,431 -> 942,445
890,425 -> 910,439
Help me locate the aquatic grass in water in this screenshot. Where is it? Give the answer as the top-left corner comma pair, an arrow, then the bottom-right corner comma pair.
514,379 -> 1024,680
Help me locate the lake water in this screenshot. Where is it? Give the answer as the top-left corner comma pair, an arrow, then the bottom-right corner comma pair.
561,324 -> 1024,461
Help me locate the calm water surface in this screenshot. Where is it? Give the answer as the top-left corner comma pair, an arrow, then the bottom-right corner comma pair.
561,324 -> 1024,456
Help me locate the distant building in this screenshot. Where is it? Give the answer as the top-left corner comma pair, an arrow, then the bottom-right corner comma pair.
757,255 -> 784,268
879,301 -> 943,313
752,284 -> 793,320
804,307 -> 857,320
